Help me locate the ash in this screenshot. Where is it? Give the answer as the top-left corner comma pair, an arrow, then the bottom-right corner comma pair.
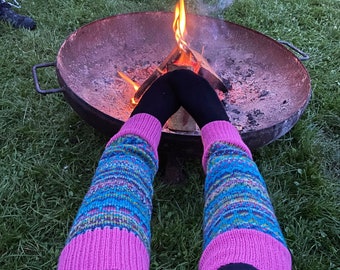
59,13 -> 306,138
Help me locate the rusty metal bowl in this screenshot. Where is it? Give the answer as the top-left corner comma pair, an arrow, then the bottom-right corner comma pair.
33,12 -> 311,154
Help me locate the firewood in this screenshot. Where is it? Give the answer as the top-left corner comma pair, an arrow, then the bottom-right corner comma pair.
132,44 -> 227,133
134,44 -> 227,101
188,47 -> 228,93
134,46 -> 181,100
167,63 -> 193,72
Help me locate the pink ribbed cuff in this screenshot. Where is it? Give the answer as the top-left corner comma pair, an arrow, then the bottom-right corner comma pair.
106,113 -> 162,158
58,227 -> 149,270
199,229 -> 292,270
201,121 -> 252,171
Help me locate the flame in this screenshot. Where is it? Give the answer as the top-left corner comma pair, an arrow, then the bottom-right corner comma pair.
172,0 -> 201,73
173,0 -> 187,50
119,0 -> 196,106
118,71 -> 140,104
118,71 -> 140,91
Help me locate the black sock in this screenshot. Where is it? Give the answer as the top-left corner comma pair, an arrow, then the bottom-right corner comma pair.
218,263 -> 258,270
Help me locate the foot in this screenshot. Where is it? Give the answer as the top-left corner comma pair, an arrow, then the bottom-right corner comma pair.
0,1 -> 36,30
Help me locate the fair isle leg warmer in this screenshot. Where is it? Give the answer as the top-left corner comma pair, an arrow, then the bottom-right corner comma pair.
58,114 -> 162,270
199,121 -> 292,270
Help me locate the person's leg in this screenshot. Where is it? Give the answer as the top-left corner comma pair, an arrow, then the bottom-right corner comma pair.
162,69 -> 291,270
58,72 -> 180,270
58,114 -> 162,270
199,121 -> 291,270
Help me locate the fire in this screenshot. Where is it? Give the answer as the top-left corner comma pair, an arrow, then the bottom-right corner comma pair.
172,0 -> 202,73
118,0 -> 204,104
117,71 -> 140,104
173,0 -> 187,51
117,71 -> 139,91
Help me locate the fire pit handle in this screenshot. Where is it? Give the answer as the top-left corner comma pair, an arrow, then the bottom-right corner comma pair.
278,40 -> 309,61
32,62 -> 64,94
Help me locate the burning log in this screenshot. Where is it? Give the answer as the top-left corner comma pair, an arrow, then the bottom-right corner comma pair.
134,46 -> 181,100
190,48 -> 229,93
133,45 -> 228,102
131,44 -> 228,132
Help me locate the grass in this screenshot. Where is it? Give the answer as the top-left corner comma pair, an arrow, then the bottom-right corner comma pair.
0,0 -> 339,269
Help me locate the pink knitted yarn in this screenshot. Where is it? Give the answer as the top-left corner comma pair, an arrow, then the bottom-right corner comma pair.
58,227 -> 149,270
106,113 -> 162,158
199,229 -> 292,270
201,121 -> 252,171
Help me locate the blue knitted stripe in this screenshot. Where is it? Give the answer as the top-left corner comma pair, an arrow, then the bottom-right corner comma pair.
203,142 -> 286,248
66,135 -> 157,252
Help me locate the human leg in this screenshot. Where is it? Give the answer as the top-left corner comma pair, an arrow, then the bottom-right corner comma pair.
58,73 -> 180,269
199,122 -> 291,270
163,69 -> 291,270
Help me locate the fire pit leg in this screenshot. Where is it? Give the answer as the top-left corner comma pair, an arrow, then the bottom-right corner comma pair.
158,150 -> 183,184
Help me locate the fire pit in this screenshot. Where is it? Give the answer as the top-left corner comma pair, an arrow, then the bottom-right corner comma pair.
32,10 -> 311,155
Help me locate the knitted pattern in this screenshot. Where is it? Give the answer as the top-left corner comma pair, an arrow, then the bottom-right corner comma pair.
203,142 -> 286,249
65,134 -> 158,252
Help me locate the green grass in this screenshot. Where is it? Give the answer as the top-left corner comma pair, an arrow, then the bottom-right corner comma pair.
0,0 -> 339,269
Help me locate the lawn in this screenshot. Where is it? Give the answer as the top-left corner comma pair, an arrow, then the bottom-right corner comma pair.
0,0 -> 339,269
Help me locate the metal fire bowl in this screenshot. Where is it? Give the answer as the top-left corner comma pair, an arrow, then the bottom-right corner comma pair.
33,12 -> 311,155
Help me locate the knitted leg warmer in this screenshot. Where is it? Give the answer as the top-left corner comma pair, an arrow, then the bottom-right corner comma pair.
199,121 -> 291,270
58,114 -> 162,270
